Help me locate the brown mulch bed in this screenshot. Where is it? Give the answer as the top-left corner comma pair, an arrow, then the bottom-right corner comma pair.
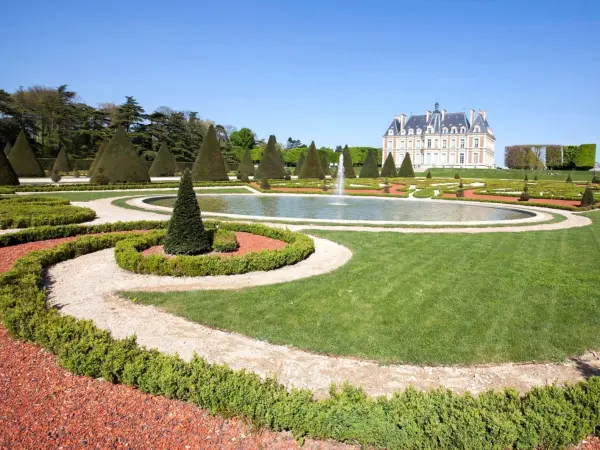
251,182 -> 406,196
442,189 -> 584,207
142,231 -> 287,258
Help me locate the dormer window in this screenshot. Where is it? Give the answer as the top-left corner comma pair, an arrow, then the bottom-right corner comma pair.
388,129 -> 394,135
451,127 -> 457,134
474,126 -> 480,133
401,129 -> 406,135
408,129 -> 414,135
427,126 -> 433,133
416,128 -> 422,135
442,128 -> 448,134
460,127 -> 466,133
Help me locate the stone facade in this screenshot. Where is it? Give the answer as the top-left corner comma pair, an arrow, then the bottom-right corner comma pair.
382,103 -> 495,168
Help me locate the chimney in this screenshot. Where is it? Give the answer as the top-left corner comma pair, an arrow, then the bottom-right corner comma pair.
441,109 -> 446,121
400,113 -> 406,129
469,108 -> 475,125
426,110 -> 431,121
479,109 -> 486,120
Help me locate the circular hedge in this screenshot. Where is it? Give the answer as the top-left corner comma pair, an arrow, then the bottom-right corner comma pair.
0,196 -> 96,229
114,221 -> 315,276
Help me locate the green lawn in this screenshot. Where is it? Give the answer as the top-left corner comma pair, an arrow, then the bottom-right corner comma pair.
416,168 -> 597,181
27,188 -> 250,202
125,211 -> 600,365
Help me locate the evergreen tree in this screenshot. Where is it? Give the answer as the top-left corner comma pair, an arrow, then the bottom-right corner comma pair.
52,146 -> 72,173
3,143 -> 11,156
113,96 -> 145,132
255,135 -> 286,179
294,153 -> 305,175
426,170 -> 432,179
88,140 -> 107,177
299,142 -> 325,179
90,126 -> 150,184
380,153 -> 397,177
592,173 -> 599,184
359,150 -> 379,178
454,172 -> 461,179
341,145 -> 356,178
320,152 -> 331,176
191,124 -> 229,181
566,173 -> 573,183
164,169 -> 211,255
524,173 -> 528,181
580,186 -> 596,207
0,147 -> 19,185
149,142 -> 177,177
8,130 -> 45,177
397,153 -> 415,178
236,148 -> 255,178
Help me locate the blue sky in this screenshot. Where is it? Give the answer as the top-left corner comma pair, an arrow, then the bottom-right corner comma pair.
1,0 -> 599,166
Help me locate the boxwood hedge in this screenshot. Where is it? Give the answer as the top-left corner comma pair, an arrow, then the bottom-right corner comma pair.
0,196 -> 96,229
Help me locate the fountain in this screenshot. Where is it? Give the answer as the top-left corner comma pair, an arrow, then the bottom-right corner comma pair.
329,153 -> 346,205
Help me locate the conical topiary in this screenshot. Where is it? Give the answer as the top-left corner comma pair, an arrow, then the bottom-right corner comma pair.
3,143 -> 12,156
426,170 -> 432,179
566,173 -> 573,183
236,148 -> 255,178
524,173 -> 528,181
294,153 -> 305,176
341,145 -> 356,178
90,127 -> 150,184
8,130 -> 44,177
255,135 -> 286,179
381,153 -> 397,177
581,186 -> 596,207
149,142 -> 177,177
359,150 -> 379,178
88,140 -> 107,177
320,153 -> 331,176
52,146 -> 72,173
164,169 -> 211,255
299,142 -> 325,179
191,124 -> 229,181
397,153 -> 415,178
0,147 -> 20,185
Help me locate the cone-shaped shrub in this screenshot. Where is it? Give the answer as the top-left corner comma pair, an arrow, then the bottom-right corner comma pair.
236,148 -> 255,178
90,127 -> 150,184
359,150 -> 379,178
581,186 -> 596,207
341,145 -> 356,179
255,135 -> 286,179
426,169 -> 432,179
88,140 -> 107,177
192,124 -> 229,181
149,142 -> 177,177
293,153 -> 305,176
524,173 -> 528,181
592,174 -> 599,184
52,146 -> 72,173
260,178 -> 271,190
397,153 -> 415,178
566,173 -> 573,183
299,142 -> 325,179
454,172 -> 460,180
534,175 -> 538,181
0,148 -> 19,185
164,169 -> 211,255
3,143 -> 12,156
320,153 -> 331,176
381,153 -> 397,177
8,130 -> 44,177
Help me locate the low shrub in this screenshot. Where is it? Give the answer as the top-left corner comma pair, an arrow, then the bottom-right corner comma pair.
456,189 -> 465,198
581,187 -> 596,207
211,228 -> 238,253
592,174 -> 599,184
519,191 -> 530,202
426,170 -> 432,179
0,196 -> 96,229
383,185 -> 390,193
524,174 -> 528,181
14,181 -> 245,193
260,179 -> 271,190
454,172 -> 460,179
566,173 -> 573,183
50,170 -> 62,183
0,187 -> 17,195
322,182 -> 328,192
459,180 -> 464,189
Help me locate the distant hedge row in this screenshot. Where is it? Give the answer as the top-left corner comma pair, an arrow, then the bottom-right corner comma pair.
506,144 -> 597,170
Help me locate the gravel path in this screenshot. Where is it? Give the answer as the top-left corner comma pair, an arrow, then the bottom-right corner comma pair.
46,245 -> 600,399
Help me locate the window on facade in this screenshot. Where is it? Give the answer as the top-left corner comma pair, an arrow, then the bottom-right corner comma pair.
442,128 -> 448,134
408,140 -> 413,149
400,141 -> 404,149
442,140 -> 447,148
451,139 -> 456,148
416,128 -> 421,134
459,153 -> 465,164
442,152 -> 447,163
401,129 -> 406,135
451,127 -> 457,134
460,138 -> 465,148
428,127 -> 433,133
460,127 -> 466,133
388,140 -> 393,149
388,129 -> 393,135
474,153 -> 479,164
416,140 -> 421,149
408,129 -> 414,135
474,126 -> 480,132
474,138 -> 479,148
426,139 -> 432,148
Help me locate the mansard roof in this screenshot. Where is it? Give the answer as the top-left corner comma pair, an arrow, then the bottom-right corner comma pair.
404,115 -> 427,131
382,118 -> 401,137
469,113 -> 493,135
440,112 -> 470,130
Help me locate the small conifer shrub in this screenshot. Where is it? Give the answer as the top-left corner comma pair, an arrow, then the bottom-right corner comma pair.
580,186 -> 596,207
524,173 -> 528,181
240,174 -> 250,183
426,170 -> 432,179
383,185 -> 390,193
459,180 -> 464,189
50,170 -> 62,183
260,178 -> 271,190
397,153 -> 415,178
284,174 -> 291,180
0,148 -> 19,186
299,142 -> 325,179
381,153 -> 397,177
456,189 -> 464,198
592,174 -> 599,184
454,172 -> 460,179
321,181 -> 328,191
566,173 -> 573,183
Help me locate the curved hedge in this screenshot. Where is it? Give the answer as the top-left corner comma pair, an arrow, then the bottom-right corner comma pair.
0,196 -> 96,229
114,222 -> 314,276
1,223 -> 600,448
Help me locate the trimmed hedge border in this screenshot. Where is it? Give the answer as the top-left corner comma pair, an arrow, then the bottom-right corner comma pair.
212,228 -> 238,252
114,222 -> 314,276
0,223 -> 600,448
0,196 -> 97,229
440,195 -> 595,211
14,181 -> 247,193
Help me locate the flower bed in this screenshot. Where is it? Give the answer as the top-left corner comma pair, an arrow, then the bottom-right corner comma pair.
0,196 -> 96,229
114,222 -> 314,277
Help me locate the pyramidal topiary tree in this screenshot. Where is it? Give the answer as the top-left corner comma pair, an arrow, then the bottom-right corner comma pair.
3,143 -> 12,156
191,124 -> 229,181
149,142 -> 177,177
581,186 -> 596,207
52,146 -> 72,173
293,153 -> 305,176
255,135 -> 286,179
381,153 -> 397,177
8,130 -> 44,177
0,147 -> 20,185
320,152 -> 331,176
342,145 -> 356,178
397,153 -> 415,178
88,140 -> 107,177
237,148 -> 255,178
299,142 -> 325,179
359,150 -> 379,178
90,126 -> 150,184
164,169 -> 211,255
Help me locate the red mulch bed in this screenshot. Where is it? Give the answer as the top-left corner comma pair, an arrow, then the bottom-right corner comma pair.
142,231 -> 287,258
443,189 -> 584,207
0,234 -> 350,449
251,182 -> 406,196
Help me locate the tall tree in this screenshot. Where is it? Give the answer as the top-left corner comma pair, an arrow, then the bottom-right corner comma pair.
112,96 -> 145,132
230,128 -> 256,150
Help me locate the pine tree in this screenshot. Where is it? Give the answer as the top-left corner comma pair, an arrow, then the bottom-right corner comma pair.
88,140 -> 107,177
341,145 -> 356,178
8,130 -> 45,177
293,153 -> 305,176
255,135 -> 286,179
191,124 -> 229,181
0,148 -> 19,185
3,143 -> 12,156
52,146 -> 72,173
566,173 -> 573,183
149,142 -> 177,177
320,152 -> 331,176
580,186 -> 596,207
90,126 -> 150,184
397,153 -> 415,178
426,170 -> 432,179
164,169 -> 211,255
236,148 -> 255,178
299,142 -> 325,179
359,150 -> 379,178
380,153 -> 397,177
524,173 -> 528,181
